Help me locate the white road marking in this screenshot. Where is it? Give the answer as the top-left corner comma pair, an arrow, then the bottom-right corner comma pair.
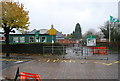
14,61 -> 24,63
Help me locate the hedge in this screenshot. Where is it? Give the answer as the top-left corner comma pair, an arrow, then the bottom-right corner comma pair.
1,43 -> 66,55
96,42 -> 120,52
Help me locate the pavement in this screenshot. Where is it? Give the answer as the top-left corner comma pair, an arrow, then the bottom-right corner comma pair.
1,47 -> 120,80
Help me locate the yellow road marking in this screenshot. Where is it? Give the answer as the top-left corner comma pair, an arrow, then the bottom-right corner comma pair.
9,59 -> 17,61
102,63 -> 113,66
0,59 -> 30,61
1,58 -> 119,66
22,60 -> 30,61
47,59 -> 50,62
63,60 -> 67,62
6,59 -> 12,61
69,60 -> 72,63
61,59 -> 67,62
53,60 -> 57,62
114,61 -> 120,63
53,59 -> 59,62
2,59 -> 6,60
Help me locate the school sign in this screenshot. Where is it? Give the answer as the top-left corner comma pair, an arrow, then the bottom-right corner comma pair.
86,35 -> 96,46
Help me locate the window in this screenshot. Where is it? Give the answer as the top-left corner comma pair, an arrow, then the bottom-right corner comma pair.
35,37 -> 40,42
41,37 -> 46,42
29,36 -> 34,43
20,37 -> 25,43
13,37 -> 18,43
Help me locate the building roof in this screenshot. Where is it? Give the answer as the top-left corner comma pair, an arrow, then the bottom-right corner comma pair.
26,27 -> 67,39
9,34 -> 49,36
86,35 -> 96,39
39,29 -> 48,34
45,29 -> 67,39
56,31 -> 67,39
26,29 -> 48,34
26,29 -> 37,34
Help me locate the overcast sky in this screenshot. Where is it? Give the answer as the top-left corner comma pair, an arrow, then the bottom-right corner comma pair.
11,0 -> 120,34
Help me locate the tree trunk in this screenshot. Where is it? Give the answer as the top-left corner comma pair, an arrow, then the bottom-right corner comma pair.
4,27 -> 10,57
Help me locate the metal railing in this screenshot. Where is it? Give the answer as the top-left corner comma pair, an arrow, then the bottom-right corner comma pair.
43,46 -> 66,55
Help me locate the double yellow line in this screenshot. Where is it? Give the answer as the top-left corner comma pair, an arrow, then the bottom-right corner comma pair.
0,59 -> 30,61
44,59 -> 120,66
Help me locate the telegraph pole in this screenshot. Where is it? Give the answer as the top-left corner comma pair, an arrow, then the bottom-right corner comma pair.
109,21 -> 111,42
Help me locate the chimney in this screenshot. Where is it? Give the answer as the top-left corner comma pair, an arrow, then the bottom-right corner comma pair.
51,24 -> 54,29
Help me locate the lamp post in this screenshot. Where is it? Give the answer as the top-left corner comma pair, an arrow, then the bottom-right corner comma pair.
63,41 -> 65,55
49,24 -> 56,55
52,35 -> 54,55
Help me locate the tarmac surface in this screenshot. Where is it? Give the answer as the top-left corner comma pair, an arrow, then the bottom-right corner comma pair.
2,58 -> 119,79
1,47 -> 120,80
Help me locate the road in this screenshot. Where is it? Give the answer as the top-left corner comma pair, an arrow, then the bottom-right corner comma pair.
1,47 -> 120,80
1,54 -> 35,70
2,57 -> 119,79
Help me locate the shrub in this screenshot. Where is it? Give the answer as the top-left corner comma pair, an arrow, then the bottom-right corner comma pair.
1,43 -> 66,55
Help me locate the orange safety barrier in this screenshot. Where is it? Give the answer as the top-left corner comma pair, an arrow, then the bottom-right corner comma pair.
20,72 -> 42,81
91,47 -> 107,55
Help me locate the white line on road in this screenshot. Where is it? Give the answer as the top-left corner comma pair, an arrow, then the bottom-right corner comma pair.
14,61 -> 24,63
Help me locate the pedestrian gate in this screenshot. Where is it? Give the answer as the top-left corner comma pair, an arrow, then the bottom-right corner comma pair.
43,46 -> 66,54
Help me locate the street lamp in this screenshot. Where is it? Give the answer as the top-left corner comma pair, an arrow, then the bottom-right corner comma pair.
52,36 -> 54,55
49,25 -> 56,55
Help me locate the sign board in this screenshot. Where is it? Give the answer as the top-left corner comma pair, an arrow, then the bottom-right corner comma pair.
49,29 -> 56,35
35,31 -> 39,37
100,38 -> 106,42
86,35 -> 96,46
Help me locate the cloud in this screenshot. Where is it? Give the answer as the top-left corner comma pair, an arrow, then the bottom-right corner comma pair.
13,0 -> 118,34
